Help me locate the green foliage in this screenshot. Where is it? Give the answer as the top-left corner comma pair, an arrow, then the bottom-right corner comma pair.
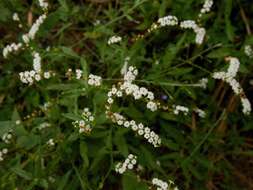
0,0 -> 253,190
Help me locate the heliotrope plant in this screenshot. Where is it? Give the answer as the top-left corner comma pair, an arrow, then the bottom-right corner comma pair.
1,0 -> 253,189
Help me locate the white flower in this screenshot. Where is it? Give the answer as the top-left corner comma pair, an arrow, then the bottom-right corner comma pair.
89,116 -> 94,121
108,35 -> 122,45
107,98 -> 114,104
43,72 -> 51,79
124,121 -> 130,128
116,91 -> 123,97
147,92 -> 154,100
138,129 -> 144,135
34,74 -> 41,81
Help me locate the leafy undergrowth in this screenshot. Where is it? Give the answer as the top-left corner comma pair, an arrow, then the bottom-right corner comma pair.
0,0 -> 253,190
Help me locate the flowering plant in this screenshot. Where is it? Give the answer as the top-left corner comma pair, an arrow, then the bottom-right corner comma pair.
0,0 -> 253,189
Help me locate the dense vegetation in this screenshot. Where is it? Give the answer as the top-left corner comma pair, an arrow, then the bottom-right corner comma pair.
0,0 -> 253,189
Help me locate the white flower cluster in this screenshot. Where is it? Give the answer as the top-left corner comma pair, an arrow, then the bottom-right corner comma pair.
12,13 -> 20,21
241,98 -> 251,115
2,130 -> 13,144
42,102 -> 51,112
2,43 -> 23,58
73,108 -> 94,134
0,148 -> 8,162
38,122 -> 51,130
47,138 -> 55,146
22,14 -> 47,44
76,69 -> 83,79
107,66 -> 158,112
3,0 -> 48,57
152,178 -> 169,190
109,112 -> 161,147
115,154 -> 137,174
194,108 -> 206,118
152,178 -> 179,190
199,78 -> 208,89
173,105 -> 189,115
12,13 -> 23,28
244,45 -> 253,58
123,66 -> 138,82
180,20 -> 206,45
108,35 -> 122,45
147,101 -> 158,112
156,15 -> 206,45
180,20 -> 197,29
199,0 -> 214,17
19,70 -> 42,84
88,74 -> 102,86
19,51 -> 51,85
157,15 -> 178,26
213,57 -> 251,115
38,0 -> 49,10
106,66 -> 162,147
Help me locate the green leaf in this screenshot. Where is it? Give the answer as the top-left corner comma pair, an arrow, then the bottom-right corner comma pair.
114,130 -> 128,156
122,173 -> 148,190
47,83 -> 80,90
11,167 -> 33,180
225,0 -> 235,41
62,113 -> 81,121
17,134 -> 40,150
57,170 -> 72,190
207,47 -> 232,58
89,147 -> 108,172
162,139 -> 180,151
80,141 -> 89,168
167,67 -> 193,76
0,121 -> 12,136
60,46 -> 79,58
